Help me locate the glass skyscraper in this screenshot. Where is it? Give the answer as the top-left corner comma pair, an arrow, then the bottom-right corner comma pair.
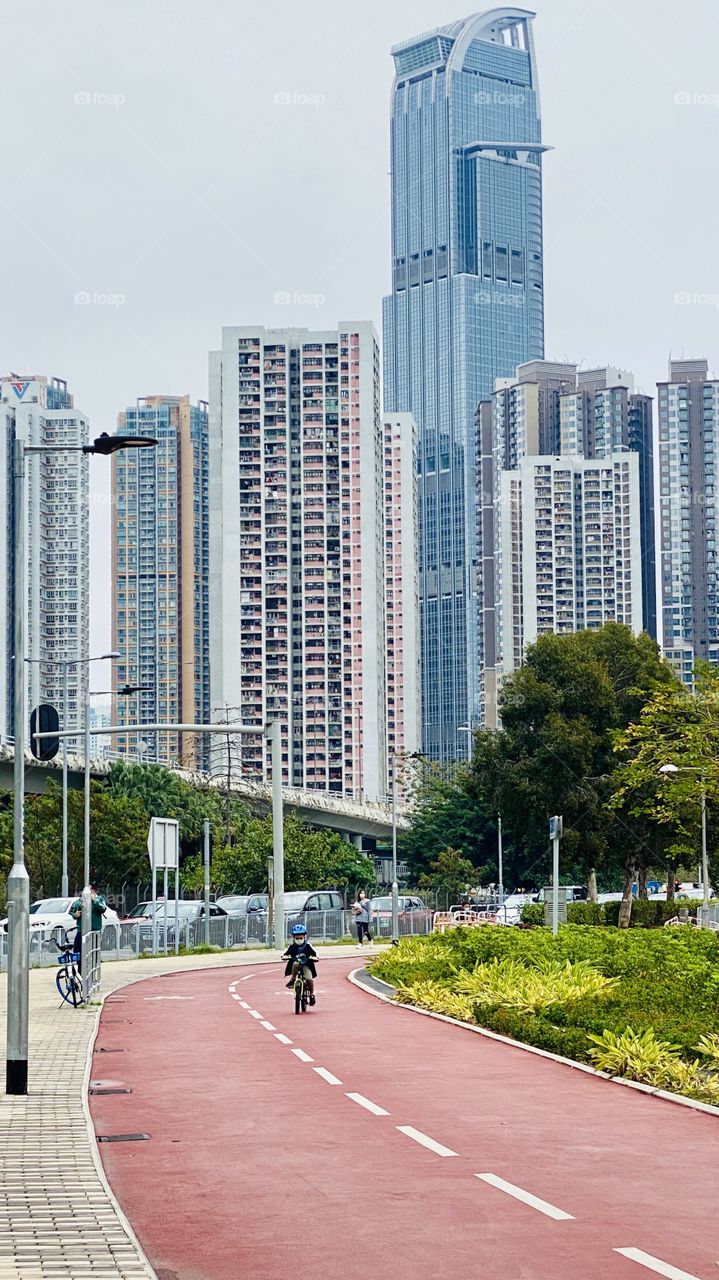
382,8 -> 545,760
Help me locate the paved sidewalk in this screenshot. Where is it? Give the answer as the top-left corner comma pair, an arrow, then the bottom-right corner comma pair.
0,944 -> 373,1279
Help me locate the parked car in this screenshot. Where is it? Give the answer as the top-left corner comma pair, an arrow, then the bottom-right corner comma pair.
369,894 -> 427,918
1,896 -> 119,938
137,899 -> 230,947
283,890 -> 344,919
215,894 -> 268,917
120,900 -> 161,924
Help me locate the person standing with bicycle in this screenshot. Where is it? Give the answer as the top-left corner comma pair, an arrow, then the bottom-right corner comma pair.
69,882 -> 106,964
282,924 -> 318,1005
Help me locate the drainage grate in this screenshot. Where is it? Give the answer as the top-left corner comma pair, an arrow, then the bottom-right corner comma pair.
89,1087 -> 133,1095
94,1047 -> 126,1053
97,1132 -> 150,1143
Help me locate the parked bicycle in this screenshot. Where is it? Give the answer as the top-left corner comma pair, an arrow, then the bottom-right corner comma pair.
54,930 -> 84,1007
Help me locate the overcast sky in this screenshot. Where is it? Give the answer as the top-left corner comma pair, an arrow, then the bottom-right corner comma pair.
1,0 -> 717,681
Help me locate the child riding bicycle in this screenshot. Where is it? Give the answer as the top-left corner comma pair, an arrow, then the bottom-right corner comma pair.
283,924 -> 318,1005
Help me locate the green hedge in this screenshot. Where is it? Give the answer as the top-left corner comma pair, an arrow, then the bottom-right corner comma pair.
520,899 -> 707,928
369,925 -> 719,1064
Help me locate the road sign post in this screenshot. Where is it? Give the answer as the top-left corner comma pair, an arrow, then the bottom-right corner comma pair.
549,815 -> 563,937
147,818 -> 179,957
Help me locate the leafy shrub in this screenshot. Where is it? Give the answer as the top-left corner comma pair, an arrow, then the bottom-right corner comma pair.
454,957 -> 617,1014
368,925 -> 719,1104
587,1026 -> 680,1080
520,904 -> 544,926
395,980 -> 475,1022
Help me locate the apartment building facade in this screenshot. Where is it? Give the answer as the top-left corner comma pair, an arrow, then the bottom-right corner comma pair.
209,324 -> 387,800
383,413 -> 421,790
658,358 -> 719,684
111,394 -> 210,767
0,375 -> 89,747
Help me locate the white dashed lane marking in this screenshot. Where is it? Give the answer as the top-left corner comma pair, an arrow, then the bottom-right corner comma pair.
313,1067 -> 342,1085
275,1033 -> 293,1045
476,1174 -> 574,1221
613,1249 -> 702,1280
346,1093 -> 389,1116
231,994 -> 243,1001
396,1126 -> 458,1158
291,1049 -> 314,1063
260,1020 -> 277,1031
248,1010 -> 263,1020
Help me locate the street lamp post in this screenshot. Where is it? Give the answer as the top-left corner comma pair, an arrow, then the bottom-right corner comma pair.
84,682 -> 148,886
658,763 -> 709,911
6,430 -> 156,1096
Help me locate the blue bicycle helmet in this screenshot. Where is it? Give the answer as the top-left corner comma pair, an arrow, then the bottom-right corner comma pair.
291,923 -> 307,936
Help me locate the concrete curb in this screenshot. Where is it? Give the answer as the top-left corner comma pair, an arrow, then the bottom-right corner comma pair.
347,967 -> 719,1119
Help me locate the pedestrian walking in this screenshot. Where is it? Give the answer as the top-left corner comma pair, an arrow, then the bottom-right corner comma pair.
352,889 -> 373,948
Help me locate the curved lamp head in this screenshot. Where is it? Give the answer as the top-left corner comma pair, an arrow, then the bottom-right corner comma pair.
84,432 -> 157,456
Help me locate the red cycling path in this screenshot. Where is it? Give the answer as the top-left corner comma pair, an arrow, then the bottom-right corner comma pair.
90,957 -> 719,1280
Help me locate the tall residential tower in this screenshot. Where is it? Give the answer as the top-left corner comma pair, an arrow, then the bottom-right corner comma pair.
658,358 -> 719,683
209,324 -> 387,800
383,8 -> 546,759
111,395 -> 210,767
0,375 -> 89,747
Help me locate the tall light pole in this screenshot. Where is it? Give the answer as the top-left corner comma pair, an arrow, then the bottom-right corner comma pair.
658,763 -> 709,911
85,682 -> 148,886
6,430 -> 156,1096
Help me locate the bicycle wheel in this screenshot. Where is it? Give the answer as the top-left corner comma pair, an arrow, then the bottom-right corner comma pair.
56,966 -> 80,1006
301,989 -> 308,1013
294,979 -> 302,1014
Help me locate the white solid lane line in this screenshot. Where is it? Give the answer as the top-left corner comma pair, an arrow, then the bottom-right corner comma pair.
313,1067 -> 342,1085
275,1033 -> 293,1045
260,1020 -> 277,1031
613,1249 -> 702,1280
346,1093 -> 389,1116
291,1048 -> 314,1063
248,1010 -> 263,1020
239,973 -> 255,980
396,1126 -> 458,1158
475,1174 -> 574,1221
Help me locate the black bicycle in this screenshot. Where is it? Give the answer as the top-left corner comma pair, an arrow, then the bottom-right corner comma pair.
54,930 -> 84,1007
291,960 -> 317,1014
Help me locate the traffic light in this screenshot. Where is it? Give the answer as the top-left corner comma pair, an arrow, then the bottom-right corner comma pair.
30,704 -> 60,761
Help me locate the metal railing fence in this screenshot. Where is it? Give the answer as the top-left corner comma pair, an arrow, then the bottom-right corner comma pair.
0,905 -> 435,968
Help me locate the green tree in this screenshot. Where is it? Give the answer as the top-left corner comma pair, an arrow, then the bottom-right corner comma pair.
399,762 -> 493,880
612,667 -> 719,918
466,625 -> 676,897
181,813 -> 376,896
418,847 -> 477,902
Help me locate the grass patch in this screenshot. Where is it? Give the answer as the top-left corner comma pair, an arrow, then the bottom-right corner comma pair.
369,926 -> 719,1105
